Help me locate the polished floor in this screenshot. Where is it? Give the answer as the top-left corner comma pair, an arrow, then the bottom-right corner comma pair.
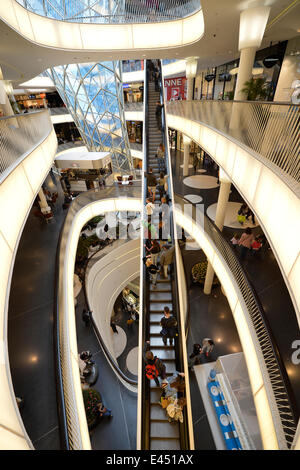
8,172 -> 64,449
171,147 -> 300,418
75,290 -> 137,450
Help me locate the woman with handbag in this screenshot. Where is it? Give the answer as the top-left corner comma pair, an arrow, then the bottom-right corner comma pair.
160,306 -> 178,346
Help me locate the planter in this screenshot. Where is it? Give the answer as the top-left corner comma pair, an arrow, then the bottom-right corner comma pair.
191,261 -> 219,286
82,388 -> 102,430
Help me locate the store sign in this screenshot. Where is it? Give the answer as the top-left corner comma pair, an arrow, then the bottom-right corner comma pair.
263,55 -> 279,68
218,73 -> 231,82
164,77 -> 186,100
122,83 -> 130,88
205,74 -> 216,82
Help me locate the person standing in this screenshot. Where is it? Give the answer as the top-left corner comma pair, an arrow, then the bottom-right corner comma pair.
160,244 -> 175,278
145,257 -> 160,288
160,306 -> 178,346
238,227 -> 255,260
157,172 -> 166,200
155,101 -> 163,130
144,341 -> 166,387
150,240 -> 161,266
156,143 -> 165,172
145,168 -> 157,202
82,309 -> 92,327
145,198 -> 155,217
193,153 -> 199,174
188,343 -> 202,370
201,338 -> 215,357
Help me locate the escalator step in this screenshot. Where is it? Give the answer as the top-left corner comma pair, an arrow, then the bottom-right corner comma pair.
150,421 -> 180,439
150,439 -> 181,450
150,405 -> 169,421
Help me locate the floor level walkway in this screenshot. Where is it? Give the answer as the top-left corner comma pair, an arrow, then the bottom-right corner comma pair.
171,147 -> 300,416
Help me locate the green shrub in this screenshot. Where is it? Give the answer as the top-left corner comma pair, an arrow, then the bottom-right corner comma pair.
192,261 -> 218,285
82,389 -> 101,427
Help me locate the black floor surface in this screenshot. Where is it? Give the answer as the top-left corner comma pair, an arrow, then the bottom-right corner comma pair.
170,147 -> 300,443
8,172 -> 65,449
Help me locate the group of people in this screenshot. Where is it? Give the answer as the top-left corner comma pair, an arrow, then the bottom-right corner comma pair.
231,228 -> 264,260
145,165 -> 168,203
148,59 -> 161,92
145,243 -> 175,287
188,339 -> 215,370
143,341 -> 186,423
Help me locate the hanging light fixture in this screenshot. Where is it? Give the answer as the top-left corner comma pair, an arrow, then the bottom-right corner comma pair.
185,57 -> 198,78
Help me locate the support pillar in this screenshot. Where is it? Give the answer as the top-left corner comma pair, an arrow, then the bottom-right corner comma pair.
233,47 -> 256,101
38,189 -> 51,215
183,135 -> 191,177
0,80 -> 14,116
230,6 -> 270,129
185,57 -> 198,100
204,170 -> 231,295
187,77 -> 194,101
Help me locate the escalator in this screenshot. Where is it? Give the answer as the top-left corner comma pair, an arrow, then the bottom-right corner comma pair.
140,60 -> 192,450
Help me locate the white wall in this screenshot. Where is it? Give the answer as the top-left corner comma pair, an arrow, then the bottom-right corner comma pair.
0,128 -> 57,449
86,239 -> 140,363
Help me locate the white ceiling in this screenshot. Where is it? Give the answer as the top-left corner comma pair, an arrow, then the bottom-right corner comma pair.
0,0 -> 299,84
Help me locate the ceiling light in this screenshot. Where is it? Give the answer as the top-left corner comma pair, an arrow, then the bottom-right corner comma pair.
239,6 -> 271,50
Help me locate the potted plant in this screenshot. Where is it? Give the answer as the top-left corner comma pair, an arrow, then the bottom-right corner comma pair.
192,261 -> 219,286
241,77 -> 268,101
82,388 -> 101,429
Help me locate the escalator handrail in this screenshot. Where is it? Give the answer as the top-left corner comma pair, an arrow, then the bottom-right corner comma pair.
159,65 -> 191,450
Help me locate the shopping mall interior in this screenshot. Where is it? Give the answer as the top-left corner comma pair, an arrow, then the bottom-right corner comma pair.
0,0 -> 299,452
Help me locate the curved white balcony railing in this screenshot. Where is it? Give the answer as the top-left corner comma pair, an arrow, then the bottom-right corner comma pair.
0,110 -> 53,180
166,100 -> 300,326
56,186 -> 142,449
0,0 -> 204,53
16,0 -> 201,24
0,110 -> 57,449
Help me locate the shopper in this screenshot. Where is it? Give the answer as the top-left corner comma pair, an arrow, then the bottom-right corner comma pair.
82,309 -> 92,327
193,153 -> 199,174
155,101 -> 163,130
145,257 -> 160,288
145,198 -> 155,217
238,227 -> 255,260
145,168 -> 157,202
157,172 -> 166,200
251,235 -> 262,256
97,401 -> 113,420
230,233 -> 240,250
150,239 -> 161,266
188,343 -> 202,370
144,341 -> 166,387
201,338 -> 215,357
237,203 -> 247,225
160,244 -> 175,278
110,319 -> 118,334
160,306 -> 178,346
246,206 -> 255,225
156,143 -> 165,172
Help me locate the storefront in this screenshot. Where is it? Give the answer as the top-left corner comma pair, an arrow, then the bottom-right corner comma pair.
123,82 -> 144,103
14,92 -> 47,110
55,149 -> 112,192
126,120 -> 143,144
122,60 -> 144,73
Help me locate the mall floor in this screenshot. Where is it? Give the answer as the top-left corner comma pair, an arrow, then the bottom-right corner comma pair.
171,147 -> 300,419
8,172 -> 64,449
8,171 -> 138,450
